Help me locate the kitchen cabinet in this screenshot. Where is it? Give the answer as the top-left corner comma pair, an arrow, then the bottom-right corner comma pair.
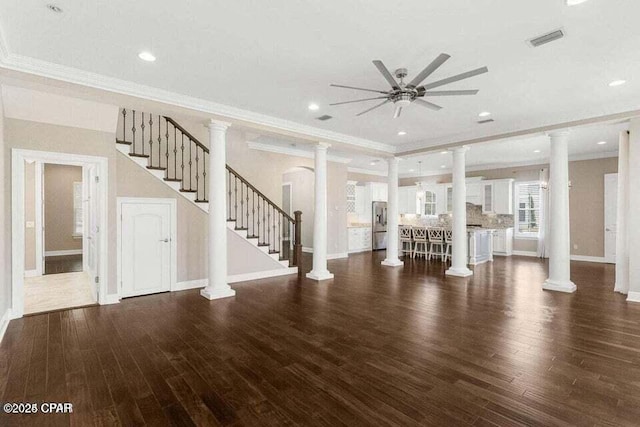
355,186 -> 367,216
369,182 -> 388,202
466,182 -> 481,206
492,179 -> 514,214
482,183 -> 494,213
348,227 -> 372,253
493,228 -> 514,256
398,186 -> 418,214
346,181 -> 357,213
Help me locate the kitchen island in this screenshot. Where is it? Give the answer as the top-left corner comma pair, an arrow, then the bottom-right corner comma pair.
468,228 -> 495,265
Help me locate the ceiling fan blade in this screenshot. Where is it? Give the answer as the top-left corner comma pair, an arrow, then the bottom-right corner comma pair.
422,90 -> 479,96
330,84 -> 389,94
393,105 -> 402,119
414,98 -> 442,111
330,96 -> 388,106
372,60 -> 400,90
356,99 -> 391,117
406,53 -> 451,88
421,67 -> 488,90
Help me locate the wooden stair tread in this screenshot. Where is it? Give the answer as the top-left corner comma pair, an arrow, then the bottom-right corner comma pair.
194,199 -> 209,203
147,166 -> 167,171
116,140 -> 133,145
129,153 -> 150,158
179,189 -> 197,193
164,178 -> 181,182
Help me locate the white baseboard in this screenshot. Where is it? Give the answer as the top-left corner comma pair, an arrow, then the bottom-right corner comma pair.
627,292 -> 640,303
45,249 -> 82,257
570,255 -> 609,264
302,247 -> 349,259
24,269 -> 39,277
100,294 -> 120,305
175,267 -> 299,291
348,248 -> 373,254
0,308 -> 12,344
512,250 -> 538,257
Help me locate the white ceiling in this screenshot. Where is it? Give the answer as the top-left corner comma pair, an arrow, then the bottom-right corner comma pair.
1,0 -> 639,153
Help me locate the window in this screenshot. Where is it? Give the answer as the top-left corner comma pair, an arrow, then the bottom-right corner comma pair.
515,181 -> 541,238
73,182 -> 83,237
424,191 -> 437,216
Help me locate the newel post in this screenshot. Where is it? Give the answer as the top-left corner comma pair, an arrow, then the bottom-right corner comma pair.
293,211 -> 302,267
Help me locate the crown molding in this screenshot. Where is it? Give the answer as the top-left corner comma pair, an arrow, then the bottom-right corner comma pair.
247,141 -> 352,164
0,42 -> 395,154
347,167 -> 387,177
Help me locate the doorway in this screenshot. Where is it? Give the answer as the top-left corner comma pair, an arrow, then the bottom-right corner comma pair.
12,149 -> 108,318
117,198 -> 176,298
604,173 -> 617,264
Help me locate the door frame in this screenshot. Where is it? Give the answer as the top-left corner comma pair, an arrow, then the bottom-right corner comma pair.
11,149 -> 109,319
604,173 -> 618,264
116,197 -> 177,297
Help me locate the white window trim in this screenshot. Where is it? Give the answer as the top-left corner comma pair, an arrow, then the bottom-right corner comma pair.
514,180 -> 541,240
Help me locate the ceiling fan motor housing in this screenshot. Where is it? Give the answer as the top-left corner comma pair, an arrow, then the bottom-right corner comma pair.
395,92 -> 413,106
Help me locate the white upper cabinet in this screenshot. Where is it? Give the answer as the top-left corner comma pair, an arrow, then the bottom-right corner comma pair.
370,182 -> 388,202
482,183 -> 494,213
398,186 -> 419,214
466,183 -> 481,206
492,179 -> 514,214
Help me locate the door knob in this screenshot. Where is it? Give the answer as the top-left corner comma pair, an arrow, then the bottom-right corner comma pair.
160,238 -> 169,242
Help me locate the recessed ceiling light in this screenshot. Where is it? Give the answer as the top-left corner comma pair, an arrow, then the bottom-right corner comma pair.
597,141 -> 607,145
440,151 -> 448,155
478,112 -> 491,118
566,0 -> 589,5
609,80 -> 626,87
397,131 -> 407,136
138,51 -> 156,62
308,103 -> 320,111
534,149 -> 541,153
409,169 -> 415,172
46,4 -> 63,13
441,165 -> 446,169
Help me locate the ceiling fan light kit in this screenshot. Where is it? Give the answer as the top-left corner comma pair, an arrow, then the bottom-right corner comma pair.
330,53 -> 488,118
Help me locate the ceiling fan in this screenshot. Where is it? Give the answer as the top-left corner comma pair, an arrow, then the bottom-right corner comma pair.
329,53 -> 488,118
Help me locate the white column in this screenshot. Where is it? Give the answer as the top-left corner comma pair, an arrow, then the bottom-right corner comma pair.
306,143 -> 334,281
543,131 -> 576,293
382,157 -> 403,267
627,119 -> 640,302
201,120 -> 236,300
446,147 -> 472,277
614,130 -> 629,294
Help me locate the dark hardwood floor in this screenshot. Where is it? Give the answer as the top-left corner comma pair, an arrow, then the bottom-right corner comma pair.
45,255 -> 83,275
1,253 -> 639,426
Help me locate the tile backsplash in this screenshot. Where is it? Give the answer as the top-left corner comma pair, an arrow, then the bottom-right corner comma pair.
400,203 -> 514,229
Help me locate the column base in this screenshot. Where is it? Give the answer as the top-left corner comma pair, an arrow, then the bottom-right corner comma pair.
445,267 -> 473,277
200,285 -> 236,300
626,292 -> 640,303
614,283 -> 628,294
382,259 -> 404,267
542,279 -> 576,293
306,270 -> 334,281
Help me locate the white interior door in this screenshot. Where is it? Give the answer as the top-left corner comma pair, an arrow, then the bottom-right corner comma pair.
121,201 -> 172,297
604,173 -> 617,264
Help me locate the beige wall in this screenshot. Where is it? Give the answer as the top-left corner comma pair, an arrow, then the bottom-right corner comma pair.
44,164 -> 83,252
399,159 -> 617,257
569,157 -> 618,257
348,172 -> 387,183
5,119 -> 119,295
0,89 -> 9,317
24,162 -> 36,270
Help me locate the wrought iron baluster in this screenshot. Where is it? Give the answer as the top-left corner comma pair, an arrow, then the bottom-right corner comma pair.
256,197 -> 261,243
245,184 -> 250,230
203,155 -> 207,202
252,190 -> 255,237
141,112 -> 145,156
148,114 -> 154,166
195,146 -> 200,199
122,109 -> 127,142
165,120 -> 169,172
234,177 -> 238,222
188,137 -> 193,190
227,171 -> 232,220
180,134 -> 185,186
278,214 -> 281,256
267,204 -> 272,251
132,110 -> 136,153
240,182 -> 245,228
157,115 -> 162,168
173,127 -> 177,179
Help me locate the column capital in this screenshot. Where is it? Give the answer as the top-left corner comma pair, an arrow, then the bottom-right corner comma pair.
448,146 -> 469,154
316,142 -> 331,150
208,119 -> 232,131
386,156 -> 400,165
547,129 -> 570,139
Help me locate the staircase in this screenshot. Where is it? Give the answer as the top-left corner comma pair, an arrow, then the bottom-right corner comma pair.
115,109 -> 302,268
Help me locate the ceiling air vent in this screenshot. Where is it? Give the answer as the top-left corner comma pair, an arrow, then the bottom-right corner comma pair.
316,115 -> 333,121
478,119 -> 495,124
528,28 -> 565,47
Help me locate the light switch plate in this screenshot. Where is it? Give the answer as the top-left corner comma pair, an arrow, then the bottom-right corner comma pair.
25,221 -> 35,229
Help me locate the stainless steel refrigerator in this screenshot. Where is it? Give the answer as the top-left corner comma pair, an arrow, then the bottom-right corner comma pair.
372,201 -> 387,250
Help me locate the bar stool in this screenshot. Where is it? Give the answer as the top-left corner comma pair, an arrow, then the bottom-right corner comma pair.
399,225 -> 413,258
412,226 -> 428,259
427,227 -> 445,261
443,229 -> 453,263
